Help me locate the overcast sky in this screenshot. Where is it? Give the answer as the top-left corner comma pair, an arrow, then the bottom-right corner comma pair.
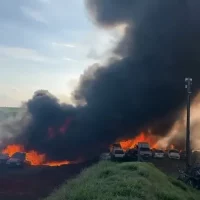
0,0 -> 119,107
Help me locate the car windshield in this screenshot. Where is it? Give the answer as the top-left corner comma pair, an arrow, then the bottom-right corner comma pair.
155,150 -> 164,153
140,148 -> 150,151
169,150 -> 179,153
11,152 -> 25,160
113,144 -> 121,148
115,150 -> 124,154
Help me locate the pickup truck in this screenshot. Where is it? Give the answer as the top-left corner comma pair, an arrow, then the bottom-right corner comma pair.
137,142 -> 152,158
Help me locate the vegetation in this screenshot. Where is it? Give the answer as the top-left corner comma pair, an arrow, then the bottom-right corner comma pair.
0,107 -> 24,120
44,161 -> 200,200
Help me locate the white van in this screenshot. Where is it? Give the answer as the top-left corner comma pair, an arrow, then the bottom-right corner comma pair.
168,149 -> 180,159
110,144 -> 125,160
137,142 -> 152,158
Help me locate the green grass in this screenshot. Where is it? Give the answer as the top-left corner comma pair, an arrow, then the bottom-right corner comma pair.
43,161 -> 200,200
0,107 -> 25,120
0,107 -> 24,113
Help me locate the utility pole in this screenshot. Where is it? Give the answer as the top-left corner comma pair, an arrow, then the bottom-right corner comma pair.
185,78 -> 192,171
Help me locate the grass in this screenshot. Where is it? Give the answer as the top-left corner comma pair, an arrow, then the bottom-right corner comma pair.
44,161 -> 200,200
0,107 -> 23,112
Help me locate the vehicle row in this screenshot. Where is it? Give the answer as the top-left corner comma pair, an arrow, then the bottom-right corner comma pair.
100,142 -> 186,161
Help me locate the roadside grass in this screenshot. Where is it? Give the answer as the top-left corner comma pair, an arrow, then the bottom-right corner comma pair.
44,161 -> 200,200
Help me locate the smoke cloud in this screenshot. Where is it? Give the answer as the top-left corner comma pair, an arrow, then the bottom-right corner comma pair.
2,0 -> 200,161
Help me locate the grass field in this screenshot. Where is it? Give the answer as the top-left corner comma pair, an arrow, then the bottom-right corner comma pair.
0,107 -> 23,113
44,161 -> 200,200
0,107 -> 24,121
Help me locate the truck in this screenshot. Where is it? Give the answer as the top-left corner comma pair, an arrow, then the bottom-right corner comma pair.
136,142 -> 152,159
110,143 -> 125,161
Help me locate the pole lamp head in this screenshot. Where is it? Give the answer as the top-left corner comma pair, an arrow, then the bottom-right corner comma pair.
185,77 -> 192,93
185,77 -> 193,82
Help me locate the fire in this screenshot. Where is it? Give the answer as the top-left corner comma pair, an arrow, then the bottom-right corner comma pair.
1,118 -> 77,167
2,144 -> 72,167
26,151 -> 45,166
170,144 -> 175,150
48,117 -> 73,139
44,161 -> 71,167
119,132 -> 159,150
2,144 -> 24,156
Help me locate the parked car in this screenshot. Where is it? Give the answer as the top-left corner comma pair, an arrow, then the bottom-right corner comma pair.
139,147 -> 152,158
153,149 -> 165,159
125,148 -> 138,160
100,153 -> 111,160
168,149 -> 180,159
111,149 -> 125,160
6,152 -> 27,167
0,153 -> 9,164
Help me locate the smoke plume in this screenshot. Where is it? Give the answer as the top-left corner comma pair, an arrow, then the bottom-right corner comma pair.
2,0 -> 200,161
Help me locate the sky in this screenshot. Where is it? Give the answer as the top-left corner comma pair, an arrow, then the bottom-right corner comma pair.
0,0 -> 120,107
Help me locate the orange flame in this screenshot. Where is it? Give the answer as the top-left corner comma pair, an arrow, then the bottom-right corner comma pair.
44,161 -> 71,167
170,144 -> 175,150
26,150 -> 45,166
2,144 -> 24,156
2,144 -> 73,167
119,132 -> 159,150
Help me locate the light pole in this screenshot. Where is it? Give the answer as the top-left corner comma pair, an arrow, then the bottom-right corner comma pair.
185,77 -> 192,171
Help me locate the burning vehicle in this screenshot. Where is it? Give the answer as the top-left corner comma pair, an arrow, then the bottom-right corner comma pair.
6,152 -> 28,168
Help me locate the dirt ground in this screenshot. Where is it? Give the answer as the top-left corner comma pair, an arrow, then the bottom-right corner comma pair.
152,157 -> 185,177
0,158 -> 185,200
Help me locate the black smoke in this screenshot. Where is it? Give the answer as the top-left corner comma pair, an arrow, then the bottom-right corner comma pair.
2,0 -> 200,161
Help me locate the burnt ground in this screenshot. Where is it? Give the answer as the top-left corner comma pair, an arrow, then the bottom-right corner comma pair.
0,162 -> 93,200
0,158 -> 185,200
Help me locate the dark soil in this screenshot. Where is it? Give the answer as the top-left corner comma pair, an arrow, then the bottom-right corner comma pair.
0,162 -> 92,200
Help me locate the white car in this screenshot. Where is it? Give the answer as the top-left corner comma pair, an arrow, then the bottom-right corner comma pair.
100,153 -> 111,160
168,149 -> 180,160
139,147 -> 152,158
153,150 -> 165,158
111,149 -> 125,159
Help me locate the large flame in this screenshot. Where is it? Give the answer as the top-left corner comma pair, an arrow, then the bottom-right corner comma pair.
1,118 -> 77,167
2,144 -> 72,166
119,132 -> 159,150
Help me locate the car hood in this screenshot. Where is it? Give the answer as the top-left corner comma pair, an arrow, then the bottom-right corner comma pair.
7,158 -> 21,163
140,151 -> 151,154
155,152 -> 164,155
169,153 -> 179,156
